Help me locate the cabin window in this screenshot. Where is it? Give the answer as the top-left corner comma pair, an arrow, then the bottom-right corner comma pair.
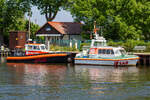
98,49 -> 114,54
102,49 -> 106,54
110,50 -> 114,54
119,49 -> 126,55
106,49 -> 110,54
98,49 -> 102,54
33,46 -> 40,50
28,45 -> 32,50
37,46 -> 40,50
33,46 -> 36,50
98,49 -> 106,54
115,50 -> 120,54
41,46 -> 46,50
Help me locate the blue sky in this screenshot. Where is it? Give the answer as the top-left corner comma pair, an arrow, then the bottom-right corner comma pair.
27,7 -> 74,26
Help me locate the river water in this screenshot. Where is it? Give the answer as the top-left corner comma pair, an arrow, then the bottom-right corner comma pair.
0,59 -> 150,100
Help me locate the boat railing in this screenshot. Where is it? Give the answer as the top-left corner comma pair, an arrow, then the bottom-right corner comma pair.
10,51 -> 73,57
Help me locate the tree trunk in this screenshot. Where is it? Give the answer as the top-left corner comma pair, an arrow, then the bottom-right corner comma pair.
46,9 -> 59,21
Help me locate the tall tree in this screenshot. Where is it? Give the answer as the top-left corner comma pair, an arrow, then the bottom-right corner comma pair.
32,0 -> 68,21
67,0 -> 150,41
0,0 -> 5,43
0,0 -> 31,44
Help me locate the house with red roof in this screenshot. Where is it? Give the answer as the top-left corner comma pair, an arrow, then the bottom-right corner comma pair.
36,21 -> 82,40
36,21 -> 83,50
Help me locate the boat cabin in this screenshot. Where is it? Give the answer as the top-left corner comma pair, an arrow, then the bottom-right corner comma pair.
89,47 -> 126,58
91,36 -> 107,47
89,35 -> 126,57
25,43 -> 48,55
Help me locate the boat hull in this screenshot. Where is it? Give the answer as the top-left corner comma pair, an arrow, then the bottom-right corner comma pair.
75,58 -> 139,66
7,53 -> 74,63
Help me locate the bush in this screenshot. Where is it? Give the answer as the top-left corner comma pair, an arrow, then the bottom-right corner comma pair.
107,40 -> 124,47
50,45 -> 79,52
145,42 -> 150,52
79,42 -> 91,51
123,39 -> 136,52
77,39 -> 150,53
107,39 -> 149,52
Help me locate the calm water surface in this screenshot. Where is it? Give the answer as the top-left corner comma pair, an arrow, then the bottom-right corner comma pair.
0,58 -> 150,100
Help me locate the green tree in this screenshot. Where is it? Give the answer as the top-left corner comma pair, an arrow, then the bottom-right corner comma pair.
67,0 -> 150,41
24,20 -> 40,40
10,18 -> 40,40
0,0 -> 5,43
0,0 -> 31,44
32,0 -> 68,21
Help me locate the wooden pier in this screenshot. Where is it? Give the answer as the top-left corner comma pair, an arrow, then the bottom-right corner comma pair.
134,53 -> 150,66
0,50 -> 11,57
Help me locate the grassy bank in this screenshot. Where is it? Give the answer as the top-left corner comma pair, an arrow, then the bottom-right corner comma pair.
79,39 -> 150,52
108,39 -> 150,52
49,39 -> 150,53
50,45 -> 79,52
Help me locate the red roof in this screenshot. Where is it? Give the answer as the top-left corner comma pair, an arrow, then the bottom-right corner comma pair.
38,21 -> 82,35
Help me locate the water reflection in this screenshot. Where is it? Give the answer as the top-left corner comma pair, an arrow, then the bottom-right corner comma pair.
0,57 -> 6,64
6,63 -> 67,86
0,63 -> 150,100
74,65 -> 150,100
74,65 -> 141,83
5,63 -> 150,85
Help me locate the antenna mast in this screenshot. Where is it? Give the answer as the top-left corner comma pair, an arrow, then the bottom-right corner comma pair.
93,21 -> 99,39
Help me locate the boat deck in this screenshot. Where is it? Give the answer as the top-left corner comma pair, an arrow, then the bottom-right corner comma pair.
134,53 -> 150,65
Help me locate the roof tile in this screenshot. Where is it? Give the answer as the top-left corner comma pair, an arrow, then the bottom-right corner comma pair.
47,22 -> 82,35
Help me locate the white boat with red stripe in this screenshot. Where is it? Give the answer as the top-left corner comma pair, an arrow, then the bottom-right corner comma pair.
75,22 -> 139,66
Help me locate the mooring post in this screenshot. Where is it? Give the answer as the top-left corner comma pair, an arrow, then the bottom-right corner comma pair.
1,45 -> 4,57
1,51 -> 3,57
149,56 -> 150,65
6,51 -> 8,57
143,56 -> 146,65
4,51 -> 5,57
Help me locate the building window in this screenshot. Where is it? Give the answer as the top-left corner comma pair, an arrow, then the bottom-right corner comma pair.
46,26 -> 51,31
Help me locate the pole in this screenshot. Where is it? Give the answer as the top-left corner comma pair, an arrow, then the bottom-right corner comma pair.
94,21 -> 97,34
94,21 -> 99,39
28,10 -> 31,40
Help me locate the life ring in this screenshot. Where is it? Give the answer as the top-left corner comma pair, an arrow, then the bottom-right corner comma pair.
89,48 -> 96,54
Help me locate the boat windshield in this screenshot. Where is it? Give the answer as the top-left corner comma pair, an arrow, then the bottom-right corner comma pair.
119,49 -> 126,55
33,45 -> 40,50
41,46 -> 46,51
93,41 -> 106,47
